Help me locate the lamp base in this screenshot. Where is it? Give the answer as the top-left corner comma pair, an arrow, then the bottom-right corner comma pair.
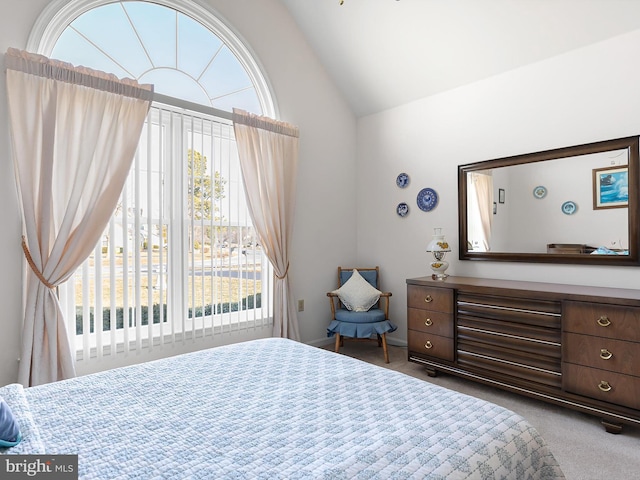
429,260 -> 449,280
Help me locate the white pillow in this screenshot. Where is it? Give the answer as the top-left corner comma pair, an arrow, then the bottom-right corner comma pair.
332,269 -> 382,312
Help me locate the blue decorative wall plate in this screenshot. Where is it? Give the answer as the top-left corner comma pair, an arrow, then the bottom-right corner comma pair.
396,202 -> 409,217
417,188 -> 438,212
533,186 -> 547,199
561,200 -> 577,215
396,173 -> 410,188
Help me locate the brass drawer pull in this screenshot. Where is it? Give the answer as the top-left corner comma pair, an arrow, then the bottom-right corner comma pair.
598,381 -> 612,392
424,318 -> 433,327
600,349 -> 613,360
424,295 -> 433,303
597,315 -> 611,327
424,341 -> 433,349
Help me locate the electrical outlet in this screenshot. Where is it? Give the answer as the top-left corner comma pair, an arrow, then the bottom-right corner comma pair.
297,299 -> 304,312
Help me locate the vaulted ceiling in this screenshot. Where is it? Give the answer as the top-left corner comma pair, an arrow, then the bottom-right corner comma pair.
279,0 -> 640,117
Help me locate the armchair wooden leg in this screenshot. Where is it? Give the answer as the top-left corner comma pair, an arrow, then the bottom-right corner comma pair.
334,333 -> 341,353
381,333 -> 390,363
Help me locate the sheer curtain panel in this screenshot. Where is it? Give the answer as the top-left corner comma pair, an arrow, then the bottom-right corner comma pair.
470,172 -> 494,252
5,48 -> 152,386
232,109 -> 300,340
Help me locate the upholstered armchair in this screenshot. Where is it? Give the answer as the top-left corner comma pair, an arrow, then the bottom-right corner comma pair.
326,266 -> 397,363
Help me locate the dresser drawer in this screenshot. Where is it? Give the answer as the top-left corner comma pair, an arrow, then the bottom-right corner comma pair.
563,363 -> 640,410
407,285 -> 453,313
407,308 -> 453,337
408,330 -> 454,361
563,332 -> 640,376
564,301 -> 640,342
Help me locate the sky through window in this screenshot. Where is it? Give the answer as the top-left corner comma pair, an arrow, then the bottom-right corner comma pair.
51,1 -> 261,113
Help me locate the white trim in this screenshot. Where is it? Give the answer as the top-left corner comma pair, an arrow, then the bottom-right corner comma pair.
26,0 -> 276,118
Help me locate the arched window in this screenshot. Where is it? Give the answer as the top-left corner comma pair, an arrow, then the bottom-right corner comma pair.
28,0 -> 274,116
28,0 -> 275,368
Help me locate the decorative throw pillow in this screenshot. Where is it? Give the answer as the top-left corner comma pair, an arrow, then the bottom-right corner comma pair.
0,397 -> 21,448
332,269 -> 382,312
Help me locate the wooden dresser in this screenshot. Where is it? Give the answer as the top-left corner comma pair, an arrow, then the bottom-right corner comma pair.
406,276 -> 640,433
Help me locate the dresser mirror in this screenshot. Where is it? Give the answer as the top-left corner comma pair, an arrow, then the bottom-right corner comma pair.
458,135 -> 640,265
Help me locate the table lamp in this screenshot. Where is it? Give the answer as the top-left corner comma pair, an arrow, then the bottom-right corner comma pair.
426,227 -> 451,280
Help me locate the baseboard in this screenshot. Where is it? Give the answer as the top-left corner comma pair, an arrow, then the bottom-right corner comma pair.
306,336 -> 407,348
387,337 -> 407,348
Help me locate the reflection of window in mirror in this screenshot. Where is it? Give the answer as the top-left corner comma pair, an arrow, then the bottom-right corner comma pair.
467,172 -> 493,251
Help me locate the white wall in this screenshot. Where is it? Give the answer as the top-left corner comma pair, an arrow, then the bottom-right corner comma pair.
0,0 -> 356,385
500,153 -> 628,252
357,29 -> 640,341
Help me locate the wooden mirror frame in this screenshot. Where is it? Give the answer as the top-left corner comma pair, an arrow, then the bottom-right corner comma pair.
458,135 -> 640,266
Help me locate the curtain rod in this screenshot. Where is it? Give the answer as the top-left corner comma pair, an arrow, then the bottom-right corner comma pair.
151,92 -> 232,121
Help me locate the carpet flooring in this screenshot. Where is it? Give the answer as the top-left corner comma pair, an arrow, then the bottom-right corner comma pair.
322,341 -> 640,480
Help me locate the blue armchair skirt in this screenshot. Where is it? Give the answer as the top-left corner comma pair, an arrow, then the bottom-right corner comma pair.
327,308 -> 397,339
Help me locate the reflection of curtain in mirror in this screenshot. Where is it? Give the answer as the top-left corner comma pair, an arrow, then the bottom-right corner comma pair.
468,172 -> 493,251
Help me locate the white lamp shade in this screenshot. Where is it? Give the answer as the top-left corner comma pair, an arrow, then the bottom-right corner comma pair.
426,228 -> 451,252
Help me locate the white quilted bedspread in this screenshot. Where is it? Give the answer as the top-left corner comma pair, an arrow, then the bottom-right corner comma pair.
1,338 -> 565,479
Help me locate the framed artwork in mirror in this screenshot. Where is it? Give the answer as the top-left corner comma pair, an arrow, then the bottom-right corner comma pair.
593,165 -> 628,210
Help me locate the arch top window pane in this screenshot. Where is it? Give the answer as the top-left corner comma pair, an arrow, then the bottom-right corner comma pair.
52,29 -> 133,80
49,0 -> 262,114
140,69 -> 211,106
200,48 -> 253,99
123,1 -> 178,68
213,89 -> 261,115
176,13 -> 224,78
65,3 -> 153,78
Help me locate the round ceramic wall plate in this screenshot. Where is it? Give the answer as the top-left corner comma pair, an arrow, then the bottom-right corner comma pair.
533,186 -> 547,199
396,202 -> 409,217
396,172 -> 410,188
561,200 -> 577,215
417,187 -> 438,212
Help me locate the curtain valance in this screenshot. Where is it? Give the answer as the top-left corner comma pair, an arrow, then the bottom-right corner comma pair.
5,48 -> 153,100
232,108 -> 299,138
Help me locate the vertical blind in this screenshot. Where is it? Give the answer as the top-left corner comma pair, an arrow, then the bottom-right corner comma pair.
61,103 -> 272,361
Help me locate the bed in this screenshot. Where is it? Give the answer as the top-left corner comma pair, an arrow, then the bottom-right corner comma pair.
1,338 -> 565,479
